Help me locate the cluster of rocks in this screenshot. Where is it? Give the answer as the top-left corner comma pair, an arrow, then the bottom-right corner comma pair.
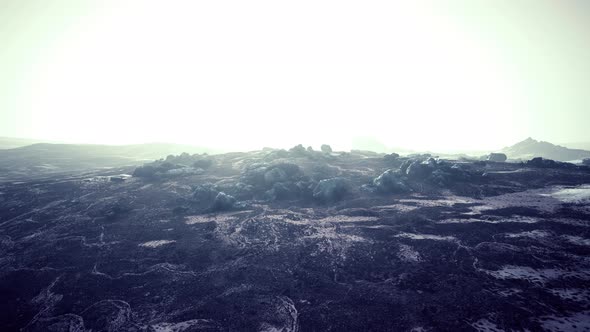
133,154 -> 213,179
192,183 -> 237,211
264,144 -> 335,162
373,157 -> 472,193
312,177 -> 350,202
321,144 -> 333,153
164,152 -> 214,168
372,169 -> 409,193
238,162 -> 314,201
133,162 -> 203,179
383,152 -> 400,164
525,157 -> 576,169
236,161 -> 352,203
133,147 -> 590,210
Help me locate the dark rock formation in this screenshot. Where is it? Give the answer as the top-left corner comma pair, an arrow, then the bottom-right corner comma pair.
384,153 -> 400,163
289,144 -> 307,157
193,183 -> 219,203
526,157 -> 576,169
487,153 -> 507,162
373,169 -> 409,193
211,192 -> 236,211
132,165 -> 158,178
406,160 -> 434,179
313,177 -> 349,202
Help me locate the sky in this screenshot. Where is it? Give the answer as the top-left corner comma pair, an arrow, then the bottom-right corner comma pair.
1,0 -> 589,152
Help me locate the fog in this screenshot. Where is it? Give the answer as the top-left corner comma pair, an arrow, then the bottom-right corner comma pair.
1,0 -> 589,153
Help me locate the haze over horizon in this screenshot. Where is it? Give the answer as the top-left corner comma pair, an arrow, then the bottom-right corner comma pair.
1,0 -> 589,152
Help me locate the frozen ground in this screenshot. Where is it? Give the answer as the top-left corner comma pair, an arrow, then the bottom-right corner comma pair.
1,150 -> 589,331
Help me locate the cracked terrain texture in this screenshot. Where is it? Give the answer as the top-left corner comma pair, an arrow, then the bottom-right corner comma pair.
1,149 -> 590,331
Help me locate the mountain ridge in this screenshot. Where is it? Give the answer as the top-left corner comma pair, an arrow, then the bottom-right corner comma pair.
502,137 -> 590,161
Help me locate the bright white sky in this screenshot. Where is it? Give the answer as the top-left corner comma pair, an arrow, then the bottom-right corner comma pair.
1,0 -> 589,152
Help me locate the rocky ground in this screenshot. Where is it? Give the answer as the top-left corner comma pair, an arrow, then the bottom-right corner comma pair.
1,146 -> 590,331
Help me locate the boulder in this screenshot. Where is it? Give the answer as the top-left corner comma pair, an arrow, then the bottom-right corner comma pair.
264,167 -> 289,185
265,163 -> 303,185
583,158 -> 590,166
241,163 -> 269,186
406,161 -> 434,179
265,182 -> 300,201
313,178 -> 349,203
243,163 -> 303,189
234,182 -> 255,198
289,144 -> 307,156
400,159 -> 413,174
487,153 -> 507,162
193,183 -> 219,203
211,192 -> 236,211
310,164 -> 340,181
133,165 -> 157,178
424,157 -> 438,167
429,163 -> 471,186
132,161 -> 187,179
384,153 -> 400,163
321,144 -> 333,153
373,169 -> 409,193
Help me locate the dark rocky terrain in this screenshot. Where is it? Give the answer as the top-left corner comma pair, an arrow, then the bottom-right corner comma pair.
1,146 -> 590,331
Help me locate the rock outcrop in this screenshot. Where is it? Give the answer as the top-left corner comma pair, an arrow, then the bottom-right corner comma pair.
487,153 -> 507,162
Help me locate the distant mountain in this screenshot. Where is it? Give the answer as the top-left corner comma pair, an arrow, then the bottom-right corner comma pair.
0,142 -> 217,180
502,137 -> 590,161
0,137 -> 60,149
560,141 -> 590,151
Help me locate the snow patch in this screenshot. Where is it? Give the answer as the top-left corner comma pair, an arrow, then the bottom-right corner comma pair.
440,216 -> 540,224
139,240 -> 175,248
546,185 -> 590,203
315,215 -> 379,223
185,214 -> 235,224
395,232 -> 456,242
504,230 -> 551,239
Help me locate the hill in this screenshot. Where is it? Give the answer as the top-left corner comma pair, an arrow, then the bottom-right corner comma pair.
0,142 -> 217,180
502,137 -> 590,161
